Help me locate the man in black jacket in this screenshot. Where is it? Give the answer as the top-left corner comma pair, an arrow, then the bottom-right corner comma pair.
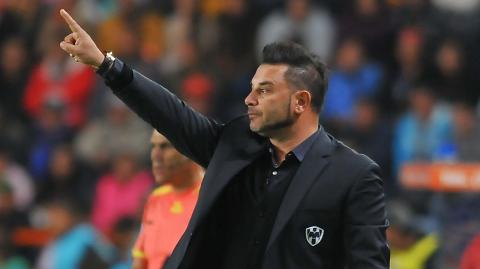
59,9 -> 389,268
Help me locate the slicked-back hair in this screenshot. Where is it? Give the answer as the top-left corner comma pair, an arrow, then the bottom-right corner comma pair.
261,42 -> 328,113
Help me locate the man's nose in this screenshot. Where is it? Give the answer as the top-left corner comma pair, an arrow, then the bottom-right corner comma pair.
152,147 -> 162,158
245,91 -> 257,106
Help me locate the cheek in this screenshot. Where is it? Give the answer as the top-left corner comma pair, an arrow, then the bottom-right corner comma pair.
265,96 -> 292,116
165,151 -> 184,165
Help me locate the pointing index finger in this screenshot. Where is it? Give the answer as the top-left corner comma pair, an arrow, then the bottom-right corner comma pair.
60,9 -> 83,33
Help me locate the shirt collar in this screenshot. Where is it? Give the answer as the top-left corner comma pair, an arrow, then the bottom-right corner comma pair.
291,128 -> 320,162
268,127 -> 320,164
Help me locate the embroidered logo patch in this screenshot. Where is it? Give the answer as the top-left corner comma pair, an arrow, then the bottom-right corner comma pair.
305,226 -> 324,246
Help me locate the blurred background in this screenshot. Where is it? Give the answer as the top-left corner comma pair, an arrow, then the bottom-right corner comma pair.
1,0 -> 480,268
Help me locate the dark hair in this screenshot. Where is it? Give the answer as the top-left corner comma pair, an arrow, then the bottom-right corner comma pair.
261,42 -> 329,112
113,216 -> 137,233
45,195 -> 89,218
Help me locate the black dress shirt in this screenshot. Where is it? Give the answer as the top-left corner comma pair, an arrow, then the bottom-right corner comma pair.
216,130 -> 319,269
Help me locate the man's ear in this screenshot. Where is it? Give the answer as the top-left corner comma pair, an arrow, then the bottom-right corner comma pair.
294,90 -> 312,113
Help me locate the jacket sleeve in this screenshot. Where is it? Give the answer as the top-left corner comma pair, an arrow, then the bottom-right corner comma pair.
343,163 -> 390,268
109,67 -> 222,168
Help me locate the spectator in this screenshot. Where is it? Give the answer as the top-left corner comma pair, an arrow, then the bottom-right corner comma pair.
393,86 -> 452,173
0,146 -> 34,211
96,0 -> 164,62
339,0 -> 396,64
0,37 -> 30,120
440,192 -> 480,268
36,196 -> 115,269
429,38 -> 478,104
74,93 -> 151,171
91,152 -> 152,235
0,109 -> 30,164
110,217 -> 137,269
0,0 -> 48,56
0,180 -> 30,236
0,5 -> 22,45
388,200 -> 438,269
213,0 -> 260,72
461,235 -> 480,269
342,99 -> 394,194
256,0 -> 336,62
28,98 -> 72,180
391,26 -> 426,110
179,71 -> 215,115
452,102 -> 480,161
35,144 -> 95,213
393,86 -> 452,216
322,37 -> 383,122
206,0 -> 261,121
22,18 -> 95,128
159,0 -> 204,77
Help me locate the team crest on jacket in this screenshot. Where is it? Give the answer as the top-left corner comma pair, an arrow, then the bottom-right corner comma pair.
305,226 -> 324,246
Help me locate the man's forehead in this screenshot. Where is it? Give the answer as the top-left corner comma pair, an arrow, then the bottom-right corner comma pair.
251,64 -> 289,85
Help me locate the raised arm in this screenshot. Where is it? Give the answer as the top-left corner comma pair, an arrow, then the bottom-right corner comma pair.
58,9 -> 221,167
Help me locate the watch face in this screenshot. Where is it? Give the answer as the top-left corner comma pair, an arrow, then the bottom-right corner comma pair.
106,52 -> 115,61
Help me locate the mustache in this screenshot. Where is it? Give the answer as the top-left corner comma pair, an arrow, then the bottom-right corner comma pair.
247,109 -> 261,115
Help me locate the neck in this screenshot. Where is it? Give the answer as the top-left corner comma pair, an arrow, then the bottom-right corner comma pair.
169,164 -> 202,193
269,118 -> 318,163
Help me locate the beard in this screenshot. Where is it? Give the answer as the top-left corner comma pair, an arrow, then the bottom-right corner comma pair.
252,97 -> 295,137
255,113 -> 295,137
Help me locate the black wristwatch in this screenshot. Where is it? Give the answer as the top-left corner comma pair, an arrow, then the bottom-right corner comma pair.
96,52 -> 116,76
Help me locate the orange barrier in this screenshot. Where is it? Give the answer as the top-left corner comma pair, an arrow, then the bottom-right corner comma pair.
400,163 -> 480,192
12,228 -> 53,247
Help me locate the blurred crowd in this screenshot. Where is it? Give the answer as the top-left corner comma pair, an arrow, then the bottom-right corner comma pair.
1,0 -> 480,268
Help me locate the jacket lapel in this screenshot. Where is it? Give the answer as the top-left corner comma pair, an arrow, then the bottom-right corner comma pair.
266,129 -> 334,251
188,131 -> 268,230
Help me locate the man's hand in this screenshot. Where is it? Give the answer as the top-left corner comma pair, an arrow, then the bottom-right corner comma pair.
59,9 -> 105,69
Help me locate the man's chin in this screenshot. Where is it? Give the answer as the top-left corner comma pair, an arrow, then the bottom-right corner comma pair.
153,174 -> 166,184
249,123 -> 264,134
250,120 -> 294,137
249,123 -> 258,131
249,125 -> 269,137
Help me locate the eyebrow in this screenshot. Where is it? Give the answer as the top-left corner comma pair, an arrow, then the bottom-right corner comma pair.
251,81 -> 274,88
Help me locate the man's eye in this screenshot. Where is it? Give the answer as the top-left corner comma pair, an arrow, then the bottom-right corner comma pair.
160,143 -> 173,149
259,89 -> 268,94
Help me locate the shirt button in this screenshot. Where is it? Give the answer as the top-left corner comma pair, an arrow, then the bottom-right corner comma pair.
254,240 -> 260,245
259,211 -> 264,217
272,171 -> 278,176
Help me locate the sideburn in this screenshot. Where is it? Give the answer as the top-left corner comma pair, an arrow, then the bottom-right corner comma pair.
261,94 -> 296,132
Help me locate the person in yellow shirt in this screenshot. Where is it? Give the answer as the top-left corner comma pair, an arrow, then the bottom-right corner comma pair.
132,130 -> 203,269
388,201 -> 438,269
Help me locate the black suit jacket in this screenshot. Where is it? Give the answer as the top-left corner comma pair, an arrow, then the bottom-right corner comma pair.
112,70 -> 390,268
